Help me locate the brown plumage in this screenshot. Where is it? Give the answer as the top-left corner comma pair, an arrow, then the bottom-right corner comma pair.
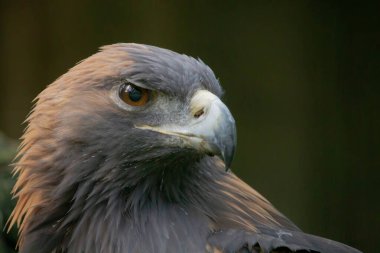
9,43 -> 361,253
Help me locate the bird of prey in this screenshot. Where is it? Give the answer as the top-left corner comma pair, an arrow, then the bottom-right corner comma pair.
8,43 -> 361,253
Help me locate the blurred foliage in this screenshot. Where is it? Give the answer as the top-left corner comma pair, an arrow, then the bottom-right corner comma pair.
0,133 -> 17,253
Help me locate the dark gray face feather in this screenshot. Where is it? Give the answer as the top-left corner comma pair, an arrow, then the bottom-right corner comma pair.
119,44 -> 223,98
9,43 -> 361,253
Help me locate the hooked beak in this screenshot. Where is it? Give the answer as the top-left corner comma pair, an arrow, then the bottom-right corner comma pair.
136,90 -> 237,170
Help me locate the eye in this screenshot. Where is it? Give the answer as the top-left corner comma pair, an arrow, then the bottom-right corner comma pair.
119,83 -> 150,106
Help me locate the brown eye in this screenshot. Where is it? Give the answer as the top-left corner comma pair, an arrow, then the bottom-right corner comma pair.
119,83 -> 150,106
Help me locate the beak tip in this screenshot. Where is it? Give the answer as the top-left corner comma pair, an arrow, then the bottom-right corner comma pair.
219,147 -> 235,172
224,157 -> 233,172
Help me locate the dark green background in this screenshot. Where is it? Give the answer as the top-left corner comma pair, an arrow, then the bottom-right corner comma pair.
0,1 -> 378,252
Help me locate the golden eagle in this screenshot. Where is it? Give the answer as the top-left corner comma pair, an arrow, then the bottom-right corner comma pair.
9,44 -> 361,253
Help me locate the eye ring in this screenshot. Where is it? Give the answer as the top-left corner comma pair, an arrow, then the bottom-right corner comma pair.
119,82 -> 150,106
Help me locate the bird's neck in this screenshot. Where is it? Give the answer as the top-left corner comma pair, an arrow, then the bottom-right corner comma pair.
52,155 -> 222,252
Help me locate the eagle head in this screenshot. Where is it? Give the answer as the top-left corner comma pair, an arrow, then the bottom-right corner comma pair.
9,43 -> 361,253
10,43 -> 237,252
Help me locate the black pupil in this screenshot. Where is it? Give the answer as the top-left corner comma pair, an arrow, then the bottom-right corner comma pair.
126,85 -> 142,102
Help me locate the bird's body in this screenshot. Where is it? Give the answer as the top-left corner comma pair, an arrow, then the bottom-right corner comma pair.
9,44 -> 361,253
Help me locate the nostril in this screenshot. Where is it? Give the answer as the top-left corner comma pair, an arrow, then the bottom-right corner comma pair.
193,108 -> 204,118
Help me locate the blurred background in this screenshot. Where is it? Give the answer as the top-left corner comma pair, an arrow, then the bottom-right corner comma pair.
0,1 -> 378,252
